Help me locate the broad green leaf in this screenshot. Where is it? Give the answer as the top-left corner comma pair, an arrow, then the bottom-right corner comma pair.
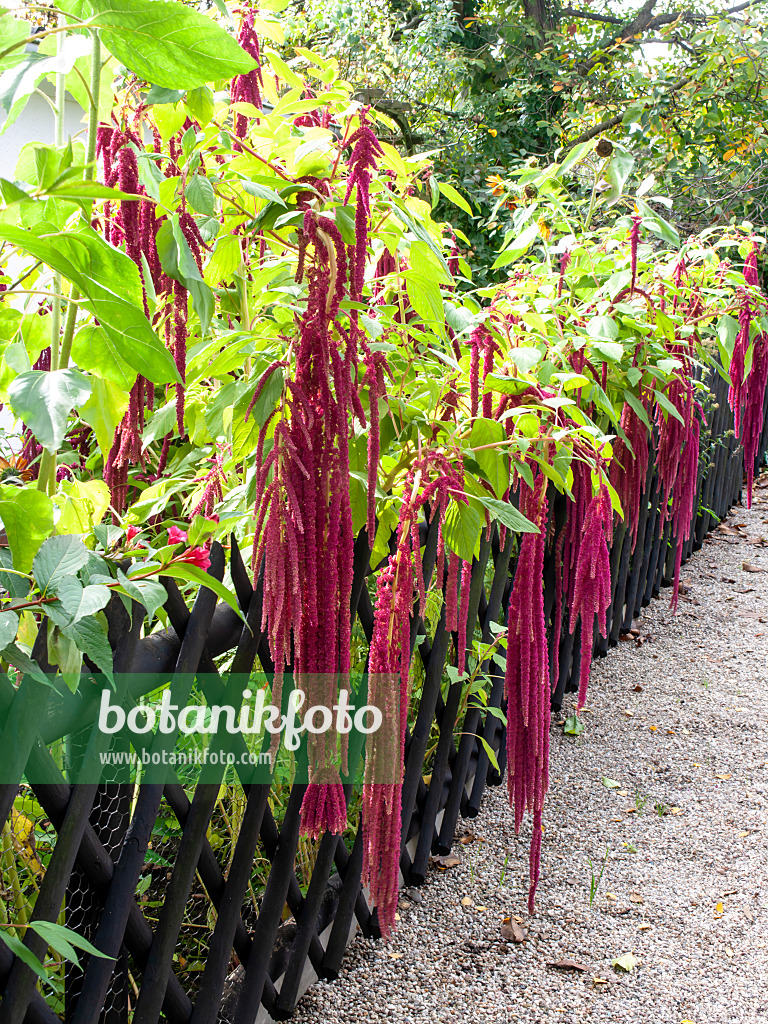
185,85 -> 214,127
186,173 -> 216,216
622,389 -> 651,430
507,347 -> 542,374
79,378 -> 130,460
592,342 -> 624,362
409,240 -> 452,285
116,568 -> 167,621
469,418 -> 509,499
0,487 -> 53,574
0,223 -> 181,384
8,369 -> 92,452
587,316 -> 619,342
61,614 -> 114,681
404,273 -> 445,333
88,0 -> 258,89
636,197 -> 680,247
56,479 -> 112,535
0,610 -> 19,651
491,222 -> 538,270
33,535 -> 90,591
604,145 -> 635,207
438,182 -> 473,216
47,578 -> 111,627
157,562 -> 245,621
442,500 -> 482,563
471,494 -> 539,534
2,643 -> 54,687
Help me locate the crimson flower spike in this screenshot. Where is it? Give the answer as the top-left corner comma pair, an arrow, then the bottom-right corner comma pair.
344,110 -> 384,301
231,7 -> 264,139
504,471 -> 550,914
570,482 -> 612,711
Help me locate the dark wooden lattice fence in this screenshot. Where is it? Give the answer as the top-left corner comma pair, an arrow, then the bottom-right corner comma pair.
1,366 -> 766,1024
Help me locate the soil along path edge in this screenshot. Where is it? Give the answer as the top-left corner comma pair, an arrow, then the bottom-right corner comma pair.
292,485 -> 768,1024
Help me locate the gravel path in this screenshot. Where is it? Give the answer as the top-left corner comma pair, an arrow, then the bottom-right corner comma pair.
292,485 -> 768,1024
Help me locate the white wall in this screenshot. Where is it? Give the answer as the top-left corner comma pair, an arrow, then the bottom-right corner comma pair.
0,90 -> 88,178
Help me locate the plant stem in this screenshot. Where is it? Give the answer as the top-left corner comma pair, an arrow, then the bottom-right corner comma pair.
56,29 -> 101,376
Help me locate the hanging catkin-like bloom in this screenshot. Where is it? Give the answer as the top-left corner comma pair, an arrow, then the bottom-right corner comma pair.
609,397 -> 649,551
345,111 -> 384,301
569,482 -> 612,710
742,330 -> 768,507
231,7 -> 264,139
504,471 -> 549,913
730,287 -> 752,440
362,454 -> 464,935
629,209 -> 642,295
251,208 -> 357,841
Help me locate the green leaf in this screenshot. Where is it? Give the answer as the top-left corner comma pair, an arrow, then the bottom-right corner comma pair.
156,216 -> 214,334
491,222 -> 538,270
33,535 -> 90,592
8,370 -> 92,452
604,144 -> 635,207
157,563 -> 245,621
0,930 -> 50,989
2,643 -> 54,687
636,197 -> 679,248
0,549 -> 29,600
186,174 -> 216,217
0,487 -> 53,575
469,418 -> 509,499
442,500 -> 482,563
612,953 -> 637,973
471,495 -> 539,535
563,713 -> 584,736
478,736 -> 499,773
602,777 -> 620,789
587,316 -> 619,342
622,390 -> 651,430
88,0 -> 259,90
438,182 -> 473,216
404,273 -> 445,334
30,921 -> 113,963
409,240 -> 452,285
0,610 -> 19,651
0,223 -> 181,384
592,341 -> 624,362
653,388 -> 685,425
507,347 -> 542,374
116,568 -> 167,622
61,613 -> 114,681
71,326 -> 136,391
185,85 -> 214,127
47,578 -> 111,627
79,377 -> 131,460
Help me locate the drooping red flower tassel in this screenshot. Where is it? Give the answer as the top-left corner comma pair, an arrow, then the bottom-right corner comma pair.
231,7 -> 264,139
569,483 -> 612,710
504,471 -> 549,913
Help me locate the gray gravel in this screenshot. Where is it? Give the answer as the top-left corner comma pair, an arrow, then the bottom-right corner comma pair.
292,485 -> 768,1024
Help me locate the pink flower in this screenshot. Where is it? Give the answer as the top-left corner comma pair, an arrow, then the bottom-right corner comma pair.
205,513 -> 220,524
125,526 -> 143,545
167,526 -> 188,545
177,546 -> 211,570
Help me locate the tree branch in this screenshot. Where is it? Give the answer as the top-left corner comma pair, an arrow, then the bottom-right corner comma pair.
565,75 -> 692,149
